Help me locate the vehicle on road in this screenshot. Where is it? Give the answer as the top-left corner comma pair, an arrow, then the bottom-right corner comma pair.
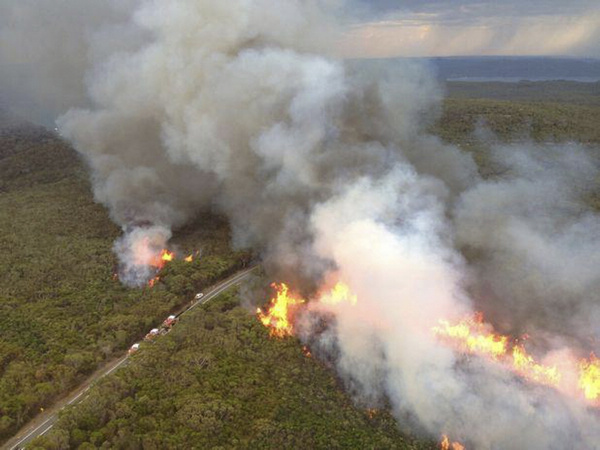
162,315 -> 178,328
3,267 -> 257,450
144,328 -> 160,341
128,343 -> 140,354
195,292 -> 204,300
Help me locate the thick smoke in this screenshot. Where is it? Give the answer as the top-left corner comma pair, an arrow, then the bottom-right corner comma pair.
302,150 -> 600,449
1,0 -> 599,448
455,143 -> 600,344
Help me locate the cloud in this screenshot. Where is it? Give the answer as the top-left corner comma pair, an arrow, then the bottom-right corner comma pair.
359,0 -> 599,21
344,1 -> 600,57
342,13 -> 600,58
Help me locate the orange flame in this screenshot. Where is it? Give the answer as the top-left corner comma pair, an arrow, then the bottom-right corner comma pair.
319,282 -> 357,306
161,249 -> 174,262
149,249 -> 175,270
144,249 -> 175,287
184,254 -> 193,263
432,313 -> 507,359
148,276 -> 160,288
441,435 -> 465,450
257,281 -> 360,337
433,313 -> 600,403
257,283 -> 305,338
512,345 -> 561,387
256,280 -> 597,406
579,354 -> 600,402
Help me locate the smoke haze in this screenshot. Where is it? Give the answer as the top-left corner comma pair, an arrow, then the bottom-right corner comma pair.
1,1 -> 598,448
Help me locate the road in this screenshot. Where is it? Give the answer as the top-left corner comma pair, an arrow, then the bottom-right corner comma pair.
3,266 -> 257,450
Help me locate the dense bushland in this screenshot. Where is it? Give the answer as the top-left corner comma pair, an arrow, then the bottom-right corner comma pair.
1,81 -> 598,445
31,290 -> 433,450
0,121 -> 247,442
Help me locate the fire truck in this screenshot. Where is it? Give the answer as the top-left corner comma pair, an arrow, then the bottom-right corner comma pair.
162,315 -> 178,328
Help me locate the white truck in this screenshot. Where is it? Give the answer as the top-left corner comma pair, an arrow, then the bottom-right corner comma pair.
128,343 -> 140,354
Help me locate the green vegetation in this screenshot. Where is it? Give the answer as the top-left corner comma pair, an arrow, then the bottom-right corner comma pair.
445,81 -> 600,106
0,118 -> 247,443
435,98 -> 600,146
433,82 -> 600,175
31,290 -> 432,449
1,81 -> 598,447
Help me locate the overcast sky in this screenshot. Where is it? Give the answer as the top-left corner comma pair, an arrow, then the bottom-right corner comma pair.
342,0 -> 600,58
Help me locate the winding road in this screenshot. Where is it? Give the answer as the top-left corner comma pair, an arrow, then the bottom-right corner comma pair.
3,266 -> 257,450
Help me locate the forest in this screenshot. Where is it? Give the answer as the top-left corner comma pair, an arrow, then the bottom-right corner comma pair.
0,118 -> 249,442
30,290 -> 433,449
1,81 -> 598,447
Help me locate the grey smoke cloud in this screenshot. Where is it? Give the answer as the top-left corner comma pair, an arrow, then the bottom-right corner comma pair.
455,143 -> 600,343
1,0 -> 599,448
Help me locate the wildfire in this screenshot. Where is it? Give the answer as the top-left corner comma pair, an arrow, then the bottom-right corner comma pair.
319,282 -> 358,306
257,283 -> 305,338
146,249 -> 174,287
257,281 -> 360,337
184,254 -> 193,263
160,249 -> 174,262
256,280 -> 598,407
149,249 -> 175,270
302,345 -> 312,358
433,313 -> 507,359
579,354 -> 600,402
146,248 -> 189,287
433,313 -> 600,403
512,345 -> 561,387
441,435 -> 465,450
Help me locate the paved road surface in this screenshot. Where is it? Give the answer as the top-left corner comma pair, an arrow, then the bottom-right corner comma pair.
3,266 -> 257,450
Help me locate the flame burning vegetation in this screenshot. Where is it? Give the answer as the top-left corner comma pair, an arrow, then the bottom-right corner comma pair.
441,435 -> 465,450
432,315 -> 562,388
151,249 -> 175,269
433,314 -> 600,403
118,246 -> 196,288
257,282 -> 600,407
580,355 -> 600,401
257,283 -> 305,338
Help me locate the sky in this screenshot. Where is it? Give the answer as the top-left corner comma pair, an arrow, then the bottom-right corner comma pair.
342,0 -> 600,58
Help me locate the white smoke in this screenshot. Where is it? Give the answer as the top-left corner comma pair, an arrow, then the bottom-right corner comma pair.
114,225 -> 171,287
1,0 -> 599,448
302,156 -> 600,449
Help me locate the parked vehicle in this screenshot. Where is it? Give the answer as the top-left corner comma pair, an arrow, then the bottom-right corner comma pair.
144,328 -> 161,341
162,315 -> 178,328
128,343 -> 140,354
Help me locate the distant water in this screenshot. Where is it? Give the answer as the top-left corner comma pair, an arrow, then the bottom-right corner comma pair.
446,77 -> 600,83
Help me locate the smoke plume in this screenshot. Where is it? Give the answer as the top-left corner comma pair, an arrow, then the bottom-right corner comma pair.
1,0 -> 598,448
